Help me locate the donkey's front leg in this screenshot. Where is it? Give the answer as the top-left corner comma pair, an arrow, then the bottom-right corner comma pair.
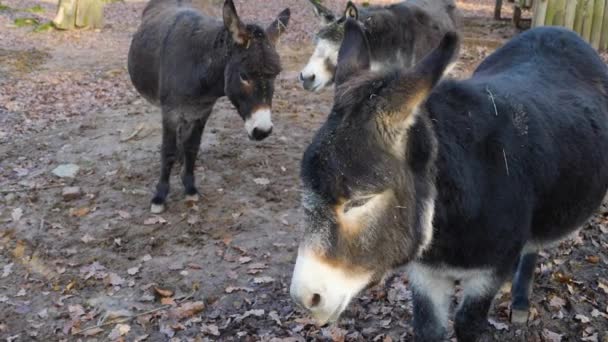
151,116 -> 178,213
180,118 -> 206,202
454,273 -> 504,342
408,264 -> 453,342
510,251 -> 538,323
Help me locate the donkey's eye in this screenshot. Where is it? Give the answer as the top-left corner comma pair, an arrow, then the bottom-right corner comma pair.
343,197 -> 372,213
240,72 -> 250,83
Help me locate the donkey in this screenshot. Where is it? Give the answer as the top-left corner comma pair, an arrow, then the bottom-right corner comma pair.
299,0 -> 461,92
290,20 -> 608,342
128,0 -> 289,213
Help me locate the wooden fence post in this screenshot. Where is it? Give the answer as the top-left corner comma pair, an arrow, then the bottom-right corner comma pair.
591,0 -> 606,49
533,0 -> 549,26
564,0 -> 578,29
529,0 -> 608,51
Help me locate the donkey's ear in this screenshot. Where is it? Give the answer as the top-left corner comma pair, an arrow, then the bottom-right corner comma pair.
410,31 -> 459,101
308,0 -> 336,25
344,1 -> 359,20
335,19 -> 370,86
266,8 -> 290,45
389,31 -> 459,119
223,0 -> 248,46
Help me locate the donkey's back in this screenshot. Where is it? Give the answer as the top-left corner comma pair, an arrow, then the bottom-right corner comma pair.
128,0 -> 220,105
429,27 -> 608,250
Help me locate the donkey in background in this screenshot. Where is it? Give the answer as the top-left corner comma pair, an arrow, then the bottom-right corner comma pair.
128,0 -> 290,213
299,0 -> 462,92
290,18 -> 608,341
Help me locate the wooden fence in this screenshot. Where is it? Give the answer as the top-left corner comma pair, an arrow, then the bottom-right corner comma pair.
528,0 -> 608,50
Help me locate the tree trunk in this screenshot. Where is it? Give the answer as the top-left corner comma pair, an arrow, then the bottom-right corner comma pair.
494,0 -> 504,20
53,0 -> 104,30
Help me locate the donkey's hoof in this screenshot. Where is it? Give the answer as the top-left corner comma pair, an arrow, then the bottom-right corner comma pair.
150,203 -> 165,214
510,308 -> 529,324
185,193 -> 200,204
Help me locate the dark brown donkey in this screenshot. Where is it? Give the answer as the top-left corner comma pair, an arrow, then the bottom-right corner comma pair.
128,0 -> 290,213
291,21 -> 608,341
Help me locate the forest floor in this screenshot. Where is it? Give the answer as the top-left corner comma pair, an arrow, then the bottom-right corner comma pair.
1,0 -> 608,341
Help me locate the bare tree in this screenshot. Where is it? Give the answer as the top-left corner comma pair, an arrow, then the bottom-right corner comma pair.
53,0 -> 105,30
494,0 -> 503,20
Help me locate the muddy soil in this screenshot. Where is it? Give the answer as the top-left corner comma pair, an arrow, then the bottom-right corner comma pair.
1,1 -> 607,341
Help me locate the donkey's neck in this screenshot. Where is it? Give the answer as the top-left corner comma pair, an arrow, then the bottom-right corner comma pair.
193,24 -> 235,97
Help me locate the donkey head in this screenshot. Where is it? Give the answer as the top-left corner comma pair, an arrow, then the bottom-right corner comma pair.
223,0 -> 290,140
299,0 -> 359,92
290,19 -> 459,325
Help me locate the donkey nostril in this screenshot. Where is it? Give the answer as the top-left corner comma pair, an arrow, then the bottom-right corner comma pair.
299,72 -> 304,81
310,74 -> 316,81
310,293 -> 321,308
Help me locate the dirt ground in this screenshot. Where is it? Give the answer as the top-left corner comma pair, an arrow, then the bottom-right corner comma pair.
1,0 -> 608,341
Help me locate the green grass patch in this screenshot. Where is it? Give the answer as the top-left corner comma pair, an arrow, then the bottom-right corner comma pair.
34,21 -> 55,33
0,2 -> 11,11
14,17 -> 40,27
25,4 -> 44,13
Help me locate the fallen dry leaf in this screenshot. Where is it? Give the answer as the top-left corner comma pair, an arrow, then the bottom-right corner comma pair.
201,324 -> 220,336
543,329 -> 563,342
171,323 -> 186,331
11,208 -> 23,222
168,301 -> 205,320
161,297 -> 176,306
82,327 -> 104,336
37,309 -> 48,319
549,296 -> 566,310
69,207 -> 90,217
117,210 -> 131,219
575,314 -> 591,324
598,280 -> 608,295
105,273 -> 125,287
239,256 -> 252,264
238,309 -> 264,321
248,262 -> 267,270
143,216 -> 167,225
134,334 -> 149,342
154,287 -> 174,298
253,177 -> 270,185
253,276 -> 274,284
186,215 -> 199,225
102,309 -> 133,325
586,255 -> 600,264
322,325 -> 347,341
581,333 -> 598,342
68,304 -> 85,318
529,306 -> 539,321
108,324 -> 130,340
80,234 -> 94,243
127,266 -> 140,276
2,263 -> 13,278
488,318 -> 509,331
269,310 -> 281,326
225,286 -> 254,294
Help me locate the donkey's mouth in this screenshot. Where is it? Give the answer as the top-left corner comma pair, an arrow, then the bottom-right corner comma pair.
248,126 -> 273,141
310,295 -> 349,326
